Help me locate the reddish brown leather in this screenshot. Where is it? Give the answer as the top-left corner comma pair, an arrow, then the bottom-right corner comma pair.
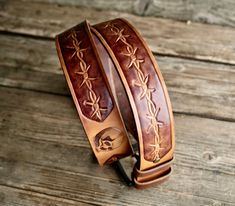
92,19 -> 174,171
58,23 -> 113,122
91,33 -> 138,138
55,18 -> 175,189
56,21 -> 133,166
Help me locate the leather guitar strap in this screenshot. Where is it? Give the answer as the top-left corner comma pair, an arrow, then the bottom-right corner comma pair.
56,18 -> 175,189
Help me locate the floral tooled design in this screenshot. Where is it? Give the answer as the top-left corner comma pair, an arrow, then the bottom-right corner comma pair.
105,22 -> 164,162
66,30 -> 106,121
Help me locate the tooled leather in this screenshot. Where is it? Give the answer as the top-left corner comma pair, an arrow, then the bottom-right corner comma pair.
56,18 -> 174,188
94,19 -> 172,163
58,23 -> 113,122
92,33 -> 138,140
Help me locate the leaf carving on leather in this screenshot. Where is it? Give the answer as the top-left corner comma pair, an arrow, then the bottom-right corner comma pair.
105,22 -> 164,163
95,127 -> 124,152
66,30 -> 107,121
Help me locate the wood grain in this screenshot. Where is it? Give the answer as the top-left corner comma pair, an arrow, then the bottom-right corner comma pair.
28,0 -> 235,27
144,0 -> 235,27
0,86 -> 234,206
0,0 -> 234,205
0,34 -> 234,121
30,0 -> 145,15
0,185 -> 90,206
1,0 -> 235,64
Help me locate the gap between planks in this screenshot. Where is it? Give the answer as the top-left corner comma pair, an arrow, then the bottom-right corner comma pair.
0,184 -> 93,206
0,82 -> 234,205
0,33 -> 234,122
0,0 -> 235,65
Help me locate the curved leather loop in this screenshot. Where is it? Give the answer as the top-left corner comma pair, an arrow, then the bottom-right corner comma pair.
133,157 -> 174,189
133,167 -> 172,189
55,18 -> 175,189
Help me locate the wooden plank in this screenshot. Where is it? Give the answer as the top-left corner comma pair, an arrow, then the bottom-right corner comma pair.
144,0 -> 235,27
28,0 -> 235,27
0,185 -> 90,206
0,34 -> 234,121
1,0 -> 235,64
31,0 -> 144,15
1,158 -> 234,206
0,86 -> 235,205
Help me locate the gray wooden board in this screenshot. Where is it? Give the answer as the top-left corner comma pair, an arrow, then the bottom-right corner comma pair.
144,0 -> 235,27
0,34 -> 234,121
0,87 -> 235,206
27,0 -> 235,27
1,0 -> 235,64
0,0 -> 235,205
0,185 -> 90,206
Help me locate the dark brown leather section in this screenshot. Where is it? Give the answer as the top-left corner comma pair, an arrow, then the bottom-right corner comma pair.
56,21 -> 133,166
94,19 -> 172,163
57,23 -> 113,122
91,32 -> 138,139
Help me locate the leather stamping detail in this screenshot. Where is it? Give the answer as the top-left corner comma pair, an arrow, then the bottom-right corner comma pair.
67,31 -> 107,121
59,27 -> 113,122
104,22 -> 164,163
56,18 -> 174,187
57,22 -> 134,166
94,127 -> 124,152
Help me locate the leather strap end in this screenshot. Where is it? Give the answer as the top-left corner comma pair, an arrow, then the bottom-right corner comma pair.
133,157 -> 174,189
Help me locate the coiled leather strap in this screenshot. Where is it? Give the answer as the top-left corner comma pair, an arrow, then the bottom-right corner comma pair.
56,18 -> 175,189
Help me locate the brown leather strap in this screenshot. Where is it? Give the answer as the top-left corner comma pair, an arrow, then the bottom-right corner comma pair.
55,21 -> 133,165
55,18 -> 175,189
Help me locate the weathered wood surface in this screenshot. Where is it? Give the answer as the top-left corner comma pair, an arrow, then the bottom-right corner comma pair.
144,0 -> 235,27
0,34 -> 234,121
1,0 -> 235,64
0,0 -> 235,205
29,0 -> 235,27
0,87 -> 234,206
0,185 -> 89,206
